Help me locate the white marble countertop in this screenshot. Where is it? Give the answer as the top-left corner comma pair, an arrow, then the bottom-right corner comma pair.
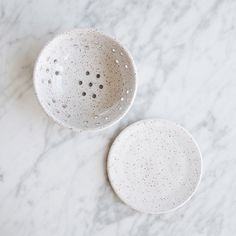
0,0 -> 236,235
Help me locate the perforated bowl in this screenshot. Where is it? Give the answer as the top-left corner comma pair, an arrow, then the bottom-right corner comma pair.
34,29 -> 137,131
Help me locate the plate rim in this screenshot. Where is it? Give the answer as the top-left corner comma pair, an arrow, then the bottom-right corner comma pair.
107,118 -> 203,214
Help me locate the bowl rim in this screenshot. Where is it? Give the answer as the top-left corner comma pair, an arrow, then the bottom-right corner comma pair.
33,28 -> 138,132
107,118 -> 203,214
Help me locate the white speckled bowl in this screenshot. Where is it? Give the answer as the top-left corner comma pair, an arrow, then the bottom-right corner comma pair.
34,29 -> 137,131
107,119 -> 202,214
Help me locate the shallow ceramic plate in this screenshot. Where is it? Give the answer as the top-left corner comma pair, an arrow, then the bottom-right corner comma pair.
34,29 -> 137,131
107,119 -> 202,214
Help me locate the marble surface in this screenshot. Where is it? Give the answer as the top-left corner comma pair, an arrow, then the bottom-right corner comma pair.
0,0 -> 236,235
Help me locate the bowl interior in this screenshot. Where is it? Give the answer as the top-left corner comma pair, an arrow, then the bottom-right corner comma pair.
34,30 -> 136,130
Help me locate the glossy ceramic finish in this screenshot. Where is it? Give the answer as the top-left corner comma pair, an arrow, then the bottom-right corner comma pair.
107,119 -> 202,214
34,29 -> 137,131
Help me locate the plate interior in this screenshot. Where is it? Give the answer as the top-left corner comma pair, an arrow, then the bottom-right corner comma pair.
108,119 -> 202,214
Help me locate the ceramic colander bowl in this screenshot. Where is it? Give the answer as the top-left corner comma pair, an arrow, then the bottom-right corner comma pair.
34,29 -> 137,131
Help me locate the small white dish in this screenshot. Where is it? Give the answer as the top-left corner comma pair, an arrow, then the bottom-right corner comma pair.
107,119 -> 202,214
34,29 -> 137,131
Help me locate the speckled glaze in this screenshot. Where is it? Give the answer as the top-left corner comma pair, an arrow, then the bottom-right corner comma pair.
107,119 -> 202,214
34,29 -> 137,131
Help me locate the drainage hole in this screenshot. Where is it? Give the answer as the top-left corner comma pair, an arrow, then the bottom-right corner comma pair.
79,80 -> 83,85
89,82 -> 93,87
92,94 -> 96,98
82,92 -> 86,96
54,59 -> 57,63
86,71 -> 90,75
99,84 -> 103,89
55,71 -> 60,75
96,74 -> 100,78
